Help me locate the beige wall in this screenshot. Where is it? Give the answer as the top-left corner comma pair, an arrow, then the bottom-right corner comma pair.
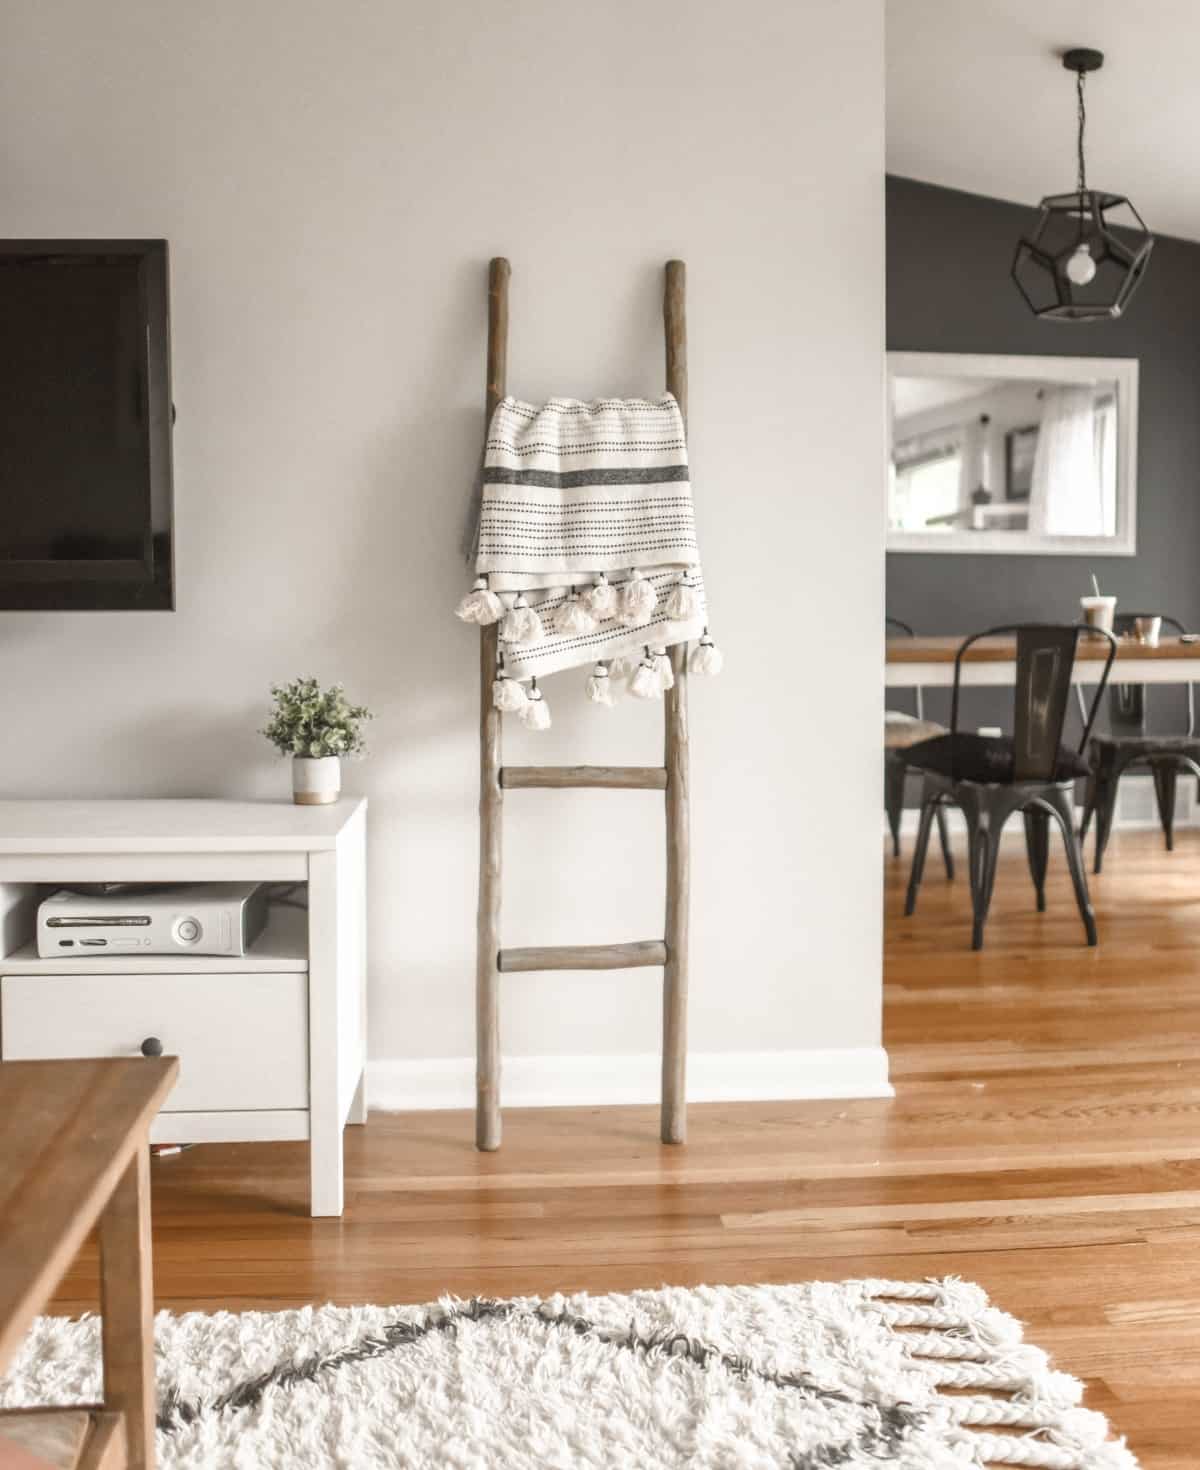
2,0 -> 886,1101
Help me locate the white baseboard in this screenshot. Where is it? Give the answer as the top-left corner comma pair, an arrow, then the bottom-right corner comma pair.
894,772 -> 1200,839
367,1046 -> 892,1113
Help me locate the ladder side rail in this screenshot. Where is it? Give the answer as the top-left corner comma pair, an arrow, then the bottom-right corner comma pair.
476,256 -> 510,1151
662,259 -> 691,1145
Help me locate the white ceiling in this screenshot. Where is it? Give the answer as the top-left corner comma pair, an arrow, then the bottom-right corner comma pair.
887,0 -> 1200,241
892,376 -> 1003,416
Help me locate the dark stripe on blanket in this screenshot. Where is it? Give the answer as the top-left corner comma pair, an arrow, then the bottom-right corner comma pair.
484,466 -> 692,487
484,544 -> 698,557
487,441 -> 687,457
482,494 -> 694,509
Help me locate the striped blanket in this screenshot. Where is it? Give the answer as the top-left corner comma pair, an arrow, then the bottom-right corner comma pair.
469,393 -> 707,681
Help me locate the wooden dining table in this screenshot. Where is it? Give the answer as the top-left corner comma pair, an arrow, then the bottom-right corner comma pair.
0,1056 -> 179,1470
886,634 -> 1200,689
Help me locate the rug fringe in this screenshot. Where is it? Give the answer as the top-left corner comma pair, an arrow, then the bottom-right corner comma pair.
862,1279 -> 1138,1470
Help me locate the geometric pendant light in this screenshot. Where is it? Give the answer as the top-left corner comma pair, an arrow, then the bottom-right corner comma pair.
1011,48 -> 1153,321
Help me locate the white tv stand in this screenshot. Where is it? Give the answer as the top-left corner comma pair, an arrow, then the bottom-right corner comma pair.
0,798 -> 367,1217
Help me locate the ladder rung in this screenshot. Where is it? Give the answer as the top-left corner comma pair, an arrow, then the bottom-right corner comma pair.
498,941 -> 667,973
501,765 -> 668,791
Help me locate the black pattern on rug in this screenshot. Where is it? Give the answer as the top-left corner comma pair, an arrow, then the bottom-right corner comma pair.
156,1296 -> 923,1465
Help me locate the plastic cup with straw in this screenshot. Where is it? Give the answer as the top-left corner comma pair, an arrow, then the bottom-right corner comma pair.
1080,572 -> 1116,636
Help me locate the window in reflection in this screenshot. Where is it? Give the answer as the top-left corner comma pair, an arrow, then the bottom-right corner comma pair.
889,376 -> 1120,538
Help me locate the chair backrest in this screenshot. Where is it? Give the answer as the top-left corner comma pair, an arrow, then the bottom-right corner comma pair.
1109,613 -> 1192,736
950,623 -> 1117,781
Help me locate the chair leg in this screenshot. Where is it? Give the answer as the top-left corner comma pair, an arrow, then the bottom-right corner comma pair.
1044,789 -> 1098,947
1092,769 -> 1119,874
1023,806 -> 1050,912
958,793 -> 1005,952
904,789 -> 938,917
1152,762 -> 1178,852
884,755 -> 905,858
1079,769 -> 1097,844
934,801 -> 955,880
969,819 -> 1003,951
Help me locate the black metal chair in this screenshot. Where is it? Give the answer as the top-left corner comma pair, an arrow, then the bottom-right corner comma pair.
885,617 -> 953,877
903,624 -> 1117,950
1080,613 -> 1200,871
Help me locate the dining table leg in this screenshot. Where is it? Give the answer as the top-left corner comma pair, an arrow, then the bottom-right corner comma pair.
99,1145 -> 156,1470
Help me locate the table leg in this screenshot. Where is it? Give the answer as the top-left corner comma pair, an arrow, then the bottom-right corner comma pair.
99,1146 -> 155,1470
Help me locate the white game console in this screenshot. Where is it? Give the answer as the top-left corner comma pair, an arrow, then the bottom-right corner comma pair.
37,882 -> 268,958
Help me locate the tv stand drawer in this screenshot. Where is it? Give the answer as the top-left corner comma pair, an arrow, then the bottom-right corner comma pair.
0,971 -> 309,1112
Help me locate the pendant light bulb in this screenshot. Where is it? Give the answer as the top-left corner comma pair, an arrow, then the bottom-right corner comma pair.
1066,242 -> 1097,286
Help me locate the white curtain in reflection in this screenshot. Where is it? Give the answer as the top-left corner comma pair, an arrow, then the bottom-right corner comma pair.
1028,386 -> 1104,536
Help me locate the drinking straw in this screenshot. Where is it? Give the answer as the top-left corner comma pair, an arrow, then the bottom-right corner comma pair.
1091,572 -> 1101,598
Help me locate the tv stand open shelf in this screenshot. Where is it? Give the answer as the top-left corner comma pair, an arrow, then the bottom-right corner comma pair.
1,901 -> 309,973
0,798 -> 367,1217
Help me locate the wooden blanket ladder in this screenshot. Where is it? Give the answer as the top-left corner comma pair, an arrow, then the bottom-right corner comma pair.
475,256 -> 691,1151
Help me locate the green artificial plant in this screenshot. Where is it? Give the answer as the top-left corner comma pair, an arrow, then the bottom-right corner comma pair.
262,677 -> 373,760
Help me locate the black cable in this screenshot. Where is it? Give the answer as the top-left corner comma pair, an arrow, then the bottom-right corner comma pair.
1076,69 -> 1088,197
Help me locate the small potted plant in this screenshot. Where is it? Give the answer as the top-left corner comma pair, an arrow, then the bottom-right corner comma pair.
262,677 -> 372,805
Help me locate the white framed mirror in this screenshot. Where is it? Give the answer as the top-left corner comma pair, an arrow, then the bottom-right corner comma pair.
886,352 -> 1138,556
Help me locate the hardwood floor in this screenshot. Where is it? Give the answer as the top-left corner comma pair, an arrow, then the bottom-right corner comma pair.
46,828 -> 1200,1468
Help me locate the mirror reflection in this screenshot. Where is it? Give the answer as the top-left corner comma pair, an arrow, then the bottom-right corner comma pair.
886,354 -> 1136,554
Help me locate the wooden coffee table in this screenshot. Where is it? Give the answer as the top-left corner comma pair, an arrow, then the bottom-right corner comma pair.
0,1058 -> 178,1470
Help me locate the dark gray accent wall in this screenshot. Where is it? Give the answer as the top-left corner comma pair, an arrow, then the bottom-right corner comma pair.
886,175 -> 1200,638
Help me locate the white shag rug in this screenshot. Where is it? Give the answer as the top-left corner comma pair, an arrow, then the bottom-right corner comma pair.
0,1278 -> 1137,1469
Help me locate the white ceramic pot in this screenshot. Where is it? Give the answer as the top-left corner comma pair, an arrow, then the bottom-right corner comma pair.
292,755 -> 341,806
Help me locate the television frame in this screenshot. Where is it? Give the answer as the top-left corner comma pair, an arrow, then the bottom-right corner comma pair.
0,239 -> 175,610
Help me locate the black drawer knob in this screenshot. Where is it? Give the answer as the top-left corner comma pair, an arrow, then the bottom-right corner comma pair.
140,1036 -> 164,1057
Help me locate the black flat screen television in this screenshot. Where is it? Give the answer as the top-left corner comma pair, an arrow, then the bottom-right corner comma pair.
0,240 -> 174,610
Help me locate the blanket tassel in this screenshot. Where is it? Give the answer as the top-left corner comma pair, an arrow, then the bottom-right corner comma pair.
520,678 -> 552,730
689,629 -> 723,675
664,574 -> 699,621
618,570 -> 657,627
502,592 -> 545,644
554,587 -> 598,636
455,575 -> 503,626
583,573 -> 618,620
629,648 -> 664,701
492,661 -> 528,713
654,648 -> 675,692
586,662 -> 614,706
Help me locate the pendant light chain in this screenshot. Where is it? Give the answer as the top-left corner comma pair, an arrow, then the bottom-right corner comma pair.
1075,69 -> 1088,196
